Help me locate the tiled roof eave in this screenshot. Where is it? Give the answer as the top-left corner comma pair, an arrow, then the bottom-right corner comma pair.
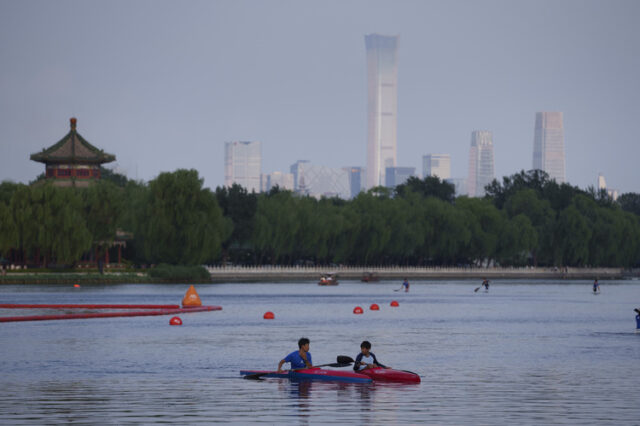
30,154 -> 116,164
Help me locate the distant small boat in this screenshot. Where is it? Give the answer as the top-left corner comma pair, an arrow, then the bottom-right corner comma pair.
361,272 -> 379,282
318,274 -> 338,286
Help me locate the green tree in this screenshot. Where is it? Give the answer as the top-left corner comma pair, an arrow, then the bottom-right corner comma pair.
553,205 -> 592,266
138,169 -> 230,265
27,184 -> 92,265
253,191 -> 299,264
496,214 -> 537,265
82,180 -> 124,258
504,189 -> 556,265
618,193 -> 640,216
395,176 -> 455,203
455,197 -> 503,264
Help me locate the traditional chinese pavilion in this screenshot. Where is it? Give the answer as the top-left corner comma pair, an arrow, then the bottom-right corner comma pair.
30,117 -> 115,187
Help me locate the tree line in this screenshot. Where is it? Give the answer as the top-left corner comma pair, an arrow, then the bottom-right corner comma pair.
1,168 -> 639,268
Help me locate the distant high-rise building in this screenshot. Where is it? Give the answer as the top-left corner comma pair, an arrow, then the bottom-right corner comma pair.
224,141 -> 261,192
423,154 -> 451,180
290,161 -> 351,199
385,167 -> 415,188
467,131 -> 495,197
345,167 -> 364,198
365,34 -> 398,189
533,112 -> 565,183
597,173 -> 618,201
597,173 -> 607,191
263,171 -> 294,192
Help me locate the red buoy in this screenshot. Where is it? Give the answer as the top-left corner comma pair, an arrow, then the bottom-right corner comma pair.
370,303 -> 380,311
73,284 -> 80,288
263,311 -> 275,320
353,306 -> 364,314
390,300 -> 399,307
169,316 -> 182,325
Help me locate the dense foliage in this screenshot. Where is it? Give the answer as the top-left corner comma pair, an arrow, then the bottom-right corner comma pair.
0,169 -> 639,268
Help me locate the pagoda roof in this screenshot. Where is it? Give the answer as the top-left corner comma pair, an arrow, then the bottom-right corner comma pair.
30,118 -> 116,165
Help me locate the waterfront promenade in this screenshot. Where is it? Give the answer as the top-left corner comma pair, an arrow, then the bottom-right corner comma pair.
206,265 -> 634,282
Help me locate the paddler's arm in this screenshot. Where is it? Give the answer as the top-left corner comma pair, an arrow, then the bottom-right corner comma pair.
277,359 -> 286,373
301,352 -> 312,368
372,353 -> 389,369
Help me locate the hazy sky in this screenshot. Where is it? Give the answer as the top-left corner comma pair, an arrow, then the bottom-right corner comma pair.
1,0 -> 639,193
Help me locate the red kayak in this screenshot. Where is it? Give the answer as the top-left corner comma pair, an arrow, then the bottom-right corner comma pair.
356,367 -> 421,383
240,368 -> 372,383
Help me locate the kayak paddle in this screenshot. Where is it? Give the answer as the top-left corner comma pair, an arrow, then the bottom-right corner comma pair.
336,355 -> 355,365
243,360 -> 352,380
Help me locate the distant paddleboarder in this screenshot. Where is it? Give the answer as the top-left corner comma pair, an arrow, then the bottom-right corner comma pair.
593,279 -> 600,294
475,278 -> 490,292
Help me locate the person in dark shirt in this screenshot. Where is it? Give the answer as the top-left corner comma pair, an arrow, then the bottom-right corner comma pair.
353,341 -> 388,371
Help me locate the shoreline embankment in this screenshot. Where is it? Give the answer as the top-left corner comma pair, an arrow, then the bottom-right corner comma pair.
1,267 -> 638,284
206,266 -> 639,282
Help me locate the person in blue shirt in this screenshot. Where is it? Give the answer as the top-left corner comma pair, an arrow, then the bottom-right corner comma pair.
402,278 -> 410,292
593,279 -> 600,293
353,341 -> 388,371
277,337 -> 312,372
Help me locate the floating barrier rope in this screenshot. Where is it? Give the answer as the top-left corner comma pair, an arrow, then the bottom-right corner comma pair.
0,305 -> 221,323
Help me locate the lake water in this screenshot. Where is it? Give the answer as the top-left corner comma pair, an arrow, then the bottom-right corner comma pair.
1,280 -> 639,425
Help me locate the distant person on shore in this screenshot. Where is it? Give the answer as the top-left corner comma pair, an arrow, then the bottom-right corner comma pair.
353,341 -> 388,371
277,338 -> 312,372
593,279 -> 600,293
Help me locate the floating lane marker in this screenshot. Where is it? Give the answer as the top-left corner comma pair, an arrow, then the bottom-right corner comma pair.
0,306 -> 221,323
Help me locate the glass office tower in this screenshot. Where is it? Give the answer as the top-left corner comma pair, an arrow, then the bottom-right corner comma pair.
365,34 -> 398,189
533,111 -> 565,183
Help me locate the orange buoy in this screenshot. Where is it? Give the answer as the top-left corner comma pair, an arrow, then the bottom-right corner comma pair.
353,306 -> 364,314
263,311 -> 275,320
182,285 -> 202,307
370,303 -> 380,311
169,316 -> 182,325
73,284 -> 80,288
390,300 -> 399,307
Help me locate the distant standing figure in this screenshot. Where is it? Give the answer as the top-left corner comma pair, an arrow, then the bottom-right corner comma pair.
402,278 -> 410,292
593,279 -> 600,293
635,309 -> 640,330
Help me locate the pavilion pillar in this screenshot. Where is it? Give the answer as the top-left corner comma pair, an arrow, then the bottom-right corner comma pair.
117,245 -> 122,265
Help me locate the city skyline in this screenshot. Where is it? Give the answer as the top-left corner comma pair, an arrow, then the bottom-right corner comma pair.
1,1 -> 639,194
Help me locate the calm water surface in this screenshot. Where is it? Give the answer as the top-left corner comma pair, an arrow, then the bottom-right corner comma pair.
1,280 -> 639,425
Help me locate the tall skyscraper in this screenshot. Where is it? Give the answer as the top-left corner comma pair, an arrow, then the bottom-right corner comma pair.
423,154 -> 451,180
224,141 -> 261,192
365,34 -> 398,189
533,111 -> 565,183
467,131 -> 495,197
